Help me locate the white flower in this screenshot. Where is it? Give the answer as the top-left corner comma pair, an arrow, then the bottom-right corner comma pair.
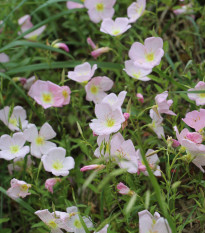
41,147 -> 75,176
89,103 -> 125,136
0,106 -> 28,131
149,109 -> 164,139
94,134 -> 110,157
102,91 -> 127,111
127,0 -> 146,23
0,132 -> 29,160
95,224 -> 109,233
23,123 -> 56,158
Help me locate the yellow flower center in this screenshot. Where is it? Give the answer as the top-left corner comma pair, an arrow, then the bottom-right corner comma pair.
74,219 -> 82,229
90,85 -> 99,94
9,118 -> 18,127
10,145 -> 20,154
62,89 -> 68,99
146,53 -> 154,62
113,30 -> 120,35
106,118 -> 115,127
52,161 -> 63,170
199,93 -> 205,98
20,184 -> 30,192
35,136 -> 45,146
42,93 -> 53,104
96,3 -> 104,11
133,72 -> 141,79
47,220 -> 57,229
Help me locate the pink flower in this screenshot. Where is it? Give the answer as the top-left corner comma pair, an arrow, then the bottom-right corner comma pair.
129,37 -> 164,69
80,164 -> 105,172
100,18 -> 131,36
102,91 -> 127,111
186,132 -> 203,144
7,178 -> 31,200
0,53 -> 9,63
117,182 -> 133,195
66,1 -> 84,9
84,0 -> 116,23
138,210 -> 171,233
182,109 -> 205,131
20,76 -> 36,90
155,91 -> 176,115
187,81 -> 205,106
28,80 -> 66,109
87,37 -> 97,49
127,0 -> 146,23
68,62 -> 97,83
59,86 -> 71,106
45,178 -> 61,193
136,93 -> 144,103
85,76 -> 114,104
91,47 -> 110,59
123,113 -> 130,121
172,139 -> 180,148
53,42 -> 69,52
94,224 -> 109,233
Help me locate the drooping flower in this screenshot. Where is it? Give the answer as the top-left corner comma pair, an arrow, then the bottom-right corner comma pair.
100,18 -> 131,36
23,123 -> 56,158
20,76 -> 36,90
66,1 -> 84,9
85,76 -> 114,104
41,147 -> 75,176
28,80 -> 67,109
155,91 -> 176,116
117,182 -> 134,195
101,91 -> 127,111
187,81 -> 205,106
45,178 -> 61,193
52,40 -> 69,52
89,103 -> 125,135
67,62 -> 97,83
87,37 -> 97,49
127,0 -> 146,23
18,15 -> 46,40
80,164 -> 105,172
136,93 -> 144,103
129,37 -> 164,69
84,0 -> 116,23
182,109 -> 205,132
149,109 -> 164,139
0,106 -> 28,131
0,53 -> 10,63
138,210 -> 172,233
35,209 -> 71,233
94,224 -> 109,233
7,178 -> 31,200
0,133 -> 29,160
124,60 -> 152,81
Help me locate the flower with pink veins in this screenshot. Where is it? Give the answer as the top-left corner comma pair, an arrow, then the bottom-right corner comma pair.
45,178 -> 61,193
0,53 -> 9,63
0,106 -> 28,131
127,0 -> 146,23
110,133 -> 138,173
7,178 -> 31,200
28,80 -> 65,109
138,210 -> 172,233
18,15 -> 46,40
102,91 -> 127,111
182,109 -> 205,132
155,91 -> 176,115
23,123 -> 56,158
95,224 -> 109,233
66,1 -> 84,9
84,0 -> 116,23
149,109 -> 164,139
124,60 -> 152,81
67,62 -> 97,83
117,182 -> 134,195
80,164 -> 105,172
187,81 -> 205,106
136,149 -> 161,176
89,103 -> 125,135
85,76 -> 113,104
129,37 -> 164,69
136,93 -> 144,103
100,17 -> 131,36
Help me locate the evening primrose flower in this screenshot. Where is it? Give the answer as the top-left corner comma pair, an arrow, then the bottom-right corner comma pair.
18,14 -> 46,40
89,103 -> 125,135
0,106 -> 28,131
127,0 -> 146,23
124,60 -> 152,81
84,0 -> 116,23
20,76 -> 36,90
35,209 -> 70,233
66,1 -> 84,9
45,178 -> 61,193
23,123 -> 56,158
129,37 -> 164,69
94,134 -> 110,157
7,178 -> 31,200
85,76 -> 114,104
0,133 -> 29,160
95,224 -> 109,233
68,62 -> 97,83
8,155 -> 33,175
136,93 -> 144,103
102,91 -> 127,111
80,164 -> 105,172
41,147 -> 75,176
187,81 -> 205,106
52,40 -> 69,52
117,182 -> 134,195
100,17 -> 131,36
138,210 -> 172,233
149,109 -> 164,139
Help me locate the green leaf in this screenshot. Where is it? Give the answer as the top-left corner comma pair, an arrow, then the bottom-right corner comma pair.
0,218 -> 9,224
